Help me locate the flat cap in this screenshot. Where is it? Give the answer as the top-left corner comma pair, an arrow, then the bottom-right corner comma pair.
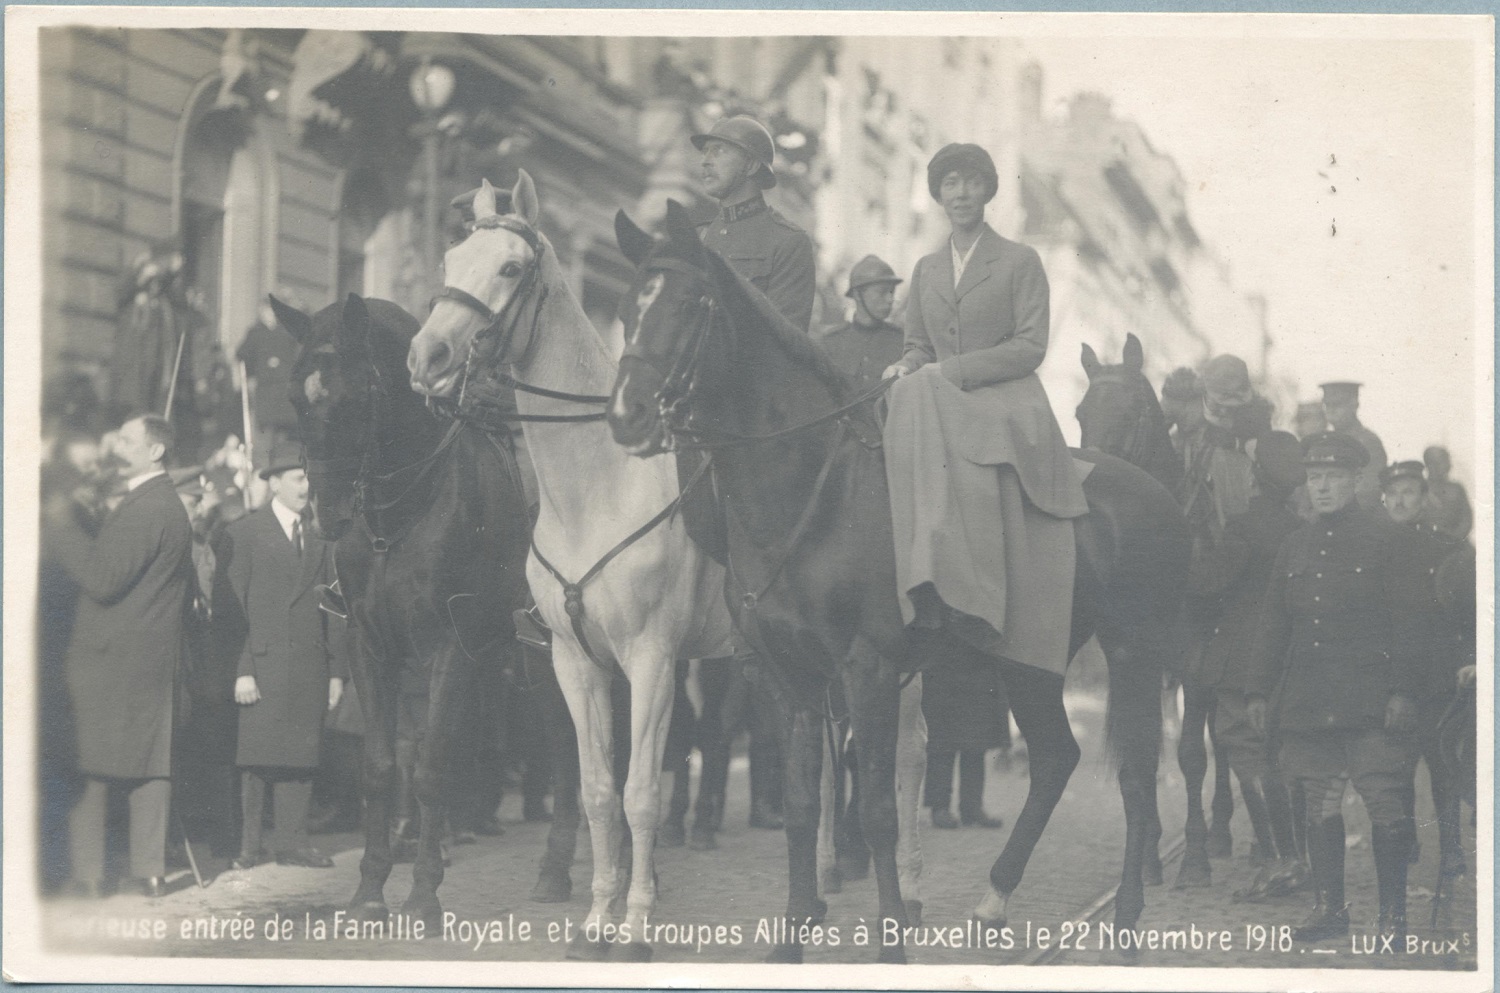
1301,431 -> 1369,470
1202,354 -> 1254,407
1379,460 -> 1426,489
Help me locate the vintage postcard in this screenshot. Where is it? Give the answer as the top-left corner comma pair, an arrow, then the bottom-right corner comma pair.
4,6 -> 1493,990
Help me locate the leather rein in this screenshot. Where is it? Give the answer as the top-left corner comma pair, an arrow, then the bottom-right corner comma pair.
623,257 -> 895,680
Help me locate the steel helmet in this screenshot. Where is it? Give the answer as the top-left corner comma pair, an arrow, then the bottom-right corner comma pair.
845,255 -> 902,297
691,115 -> 778,189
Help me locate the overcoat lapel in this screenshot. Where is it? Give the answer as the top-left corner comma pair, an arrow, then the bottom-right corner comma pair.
256,505 -> 302,606
955,226 -> 1001,300
930,242 -> 957,308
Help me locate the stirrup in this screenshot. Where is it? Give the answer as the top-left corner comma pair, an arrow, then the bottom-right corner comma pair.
514,605 -> 552,651
317,581 -> 349,621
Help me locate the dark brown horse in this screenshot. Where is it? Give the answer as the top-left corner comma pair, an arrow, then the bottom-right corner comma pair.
607,202 -> 1187,960
1076,334 -> 1238,887
273,294 -> 535,927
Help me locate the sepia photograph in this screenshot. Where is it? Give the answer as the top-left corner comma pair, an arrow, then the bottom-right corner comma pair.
4,7 -> 1492,989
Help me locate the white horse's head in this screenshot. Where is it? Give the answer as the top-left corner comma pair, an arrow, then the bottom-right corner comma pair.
408,171 -> 545,398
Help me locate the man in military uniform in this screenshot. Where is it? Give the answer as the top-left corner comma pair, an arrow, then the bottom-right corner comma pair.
1422,445 -> 1473,541
692,114 -> 817,333
1195,432 -> 1309,900
816,255 -> 904,391
687,114 -> 819,831
1249,433 -> 1427,943
1380,460 -> 1468,879
1319,381 -> 1387,508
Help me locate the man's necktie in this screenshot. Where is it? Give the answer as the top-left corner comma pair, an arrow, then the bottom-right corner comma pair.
292,517 -> 304,558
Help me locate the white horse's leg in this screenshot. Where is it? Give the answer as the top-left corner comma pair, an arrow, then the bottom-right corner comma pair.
618,641 -> 676,958
896,675 -> 928,918
552,643 -> 621,959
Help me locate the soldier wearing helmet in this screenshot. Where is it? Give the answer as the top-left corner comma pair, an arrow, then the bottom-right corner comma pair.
816,255 -> 905,391
691,114 -> 817,333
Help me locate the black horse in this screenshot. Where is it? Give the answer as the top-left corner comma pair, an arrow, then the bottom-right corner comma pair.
272,294 -> 537,927
607,202 -> 1187,961
1076,334 -> 1239,886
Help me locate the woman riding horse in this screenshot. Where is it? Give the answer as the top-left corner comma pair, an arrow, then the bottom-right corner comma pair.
882,141 -> 1087,690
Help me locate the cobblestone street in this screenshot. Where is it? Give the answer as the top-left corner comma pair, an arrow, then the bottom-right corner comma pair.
39,674 -> 1478,980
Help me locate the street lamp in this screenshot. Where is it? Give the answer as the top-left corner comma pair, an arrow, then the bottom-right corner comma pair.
410,60 -> 456,303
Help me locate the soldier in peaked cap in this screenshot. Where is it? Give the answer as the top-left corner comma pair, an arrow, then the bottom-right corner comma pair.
1249,430 -> 1430,945
1319,381 -> 1387,508
816,255 -> 906,392
692,114 -> 817,333
1379,459 -> 1469,881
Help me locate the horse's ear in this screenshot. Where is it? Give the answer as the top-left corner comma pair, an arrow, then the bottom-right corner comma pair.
1123,333 -> 1144,373
663,199 -> 705,263
474,178 -> 498,221
511,169 -> 540,226
269,295 -> 311,344
340,293 -> 370,351
615,210 -> 654,266
1081,342 -> 1102,380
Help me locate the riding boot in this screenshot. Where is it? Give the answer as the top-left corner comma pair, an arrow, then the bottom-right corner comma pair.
1293,816 -> 1349,942
660,754 -> 690,848
1231,778 -> 1276,901
689,792 -> 721,851
1372,819 -> 1413,945
748,733 -> 783,830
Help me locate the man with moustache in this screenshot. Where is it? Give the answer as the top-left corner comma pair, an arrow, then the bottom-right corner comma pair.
692,114 -> 816,333
223,440 -> 346,870
686,114 -> 817,832
49,414 -> 194,899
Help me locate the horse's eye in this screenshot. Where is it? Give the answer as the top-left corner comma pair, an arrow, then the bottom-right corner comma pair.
500,262 -> 523,279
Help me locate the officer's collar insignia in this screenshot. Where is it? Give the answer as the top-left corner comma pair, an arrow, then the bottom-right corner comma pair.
720,196 -> 768,223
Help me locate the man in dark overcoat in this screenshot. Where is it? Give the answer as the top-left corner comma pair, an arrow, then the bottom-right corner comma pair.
224,441 -> 346,869
1195,432 -> 1308,899
1379,460 -> 1468,878
1249,433 -> 1428,944
50,414 -> 194,898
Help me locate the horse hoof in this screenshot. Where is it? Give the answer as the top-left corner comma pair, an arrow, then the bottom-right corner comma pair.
877,943 -> 907,965
765,943 -> 803,964
1173,859 -> 1212,889
971,913 -> 1007,931
347,900 -> 389,923
530,870 -> 572,904
808,899 -> 828,925
608,941 -> 653,963
1144,859 -> 1164,887
1207,824 -> 1233,860
565,937 -> 609,961
905,899 -> 923,927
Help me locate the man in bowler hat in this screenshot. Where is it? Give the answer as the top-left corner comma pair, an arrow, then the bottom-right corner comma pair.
223,440 -> 347,869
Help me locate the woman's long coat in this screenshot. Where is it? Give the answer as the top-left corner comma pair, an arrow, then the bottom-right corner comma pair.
222,505 -> 347,768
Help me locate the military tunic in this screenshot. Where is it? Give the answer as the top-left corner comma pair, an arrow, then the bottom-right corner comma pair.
699,194 -> 816,333
1250,502 -> 1428,824
816,319 -> 904,391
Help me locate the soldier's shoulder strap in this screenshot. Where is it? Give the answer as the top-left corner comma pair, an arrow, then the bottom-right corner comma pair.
765,206 -> 806,234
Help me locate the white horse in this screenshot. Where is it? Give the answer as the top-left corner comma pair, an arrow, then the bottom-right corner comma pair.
407,173 -> 733,961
